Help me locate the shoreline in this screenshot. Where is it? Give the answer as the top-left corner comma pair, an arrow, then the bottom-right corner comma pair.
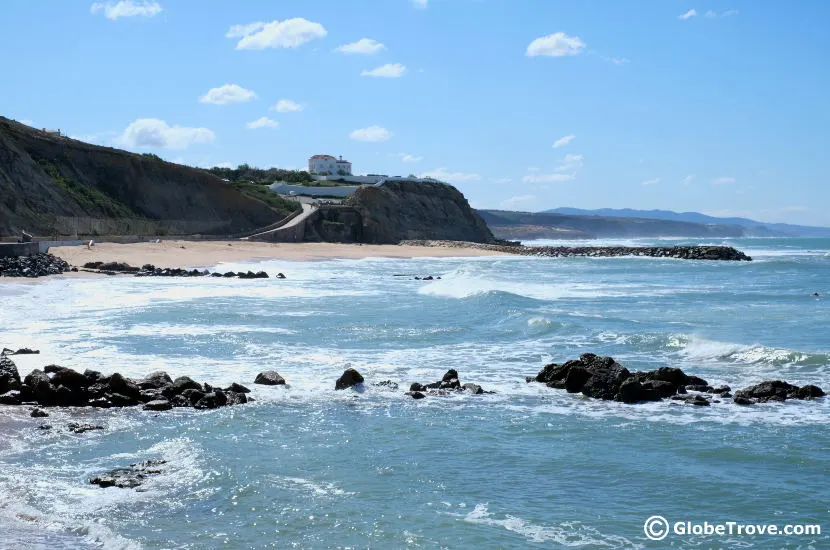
45,241 -> 509,271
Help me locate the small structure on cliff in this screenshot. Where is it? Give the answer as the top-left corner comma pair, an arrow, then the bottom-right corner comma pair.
308,154 -> 352,176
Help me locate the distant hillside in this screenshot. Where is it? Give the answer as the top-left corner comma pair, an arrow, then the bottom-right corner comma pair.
546,207 -> 830,237
478,210 -> 745,239
0,117 -> 296,238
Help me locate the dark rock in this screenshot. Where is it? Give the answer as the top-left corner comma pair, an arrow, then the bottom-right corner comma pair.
616,379 -> 661,403
409,383 -> 425,392
180,388 -> 206,406
254,371 -> 286,386
50,367 -> 89,390
641,380 -> 677,398
533,362 -> 571,385
671,394 -> 711,406
107,392 -> 140,407
462,383 -> 483,395
90,460 -> 166,489
225,391 -> 248,405
374,380 -> 399,390
406,391 -> 426,399
335,368 -> 364,390
566,354 -> 630,400
734,380 -> 801,402
676,385 -> 687,394
139,389 -> 164,403
30,407 -> 49,417
68,422 -> 104,434
276,273 -> 286,279
733,396 -> 754,406
137,371 -> 173,390
108,373 -> 141,398
23,369 -> 54,405
83,369 -> 104,384
12,348 -> 39,355
686,384 -> 713,393
0,355 -> 22,394
712,386 -> 731,395
224,382 -> 250,394
797,385 -> 825,399
0,391 -> 22,405
44,365 -> 66,375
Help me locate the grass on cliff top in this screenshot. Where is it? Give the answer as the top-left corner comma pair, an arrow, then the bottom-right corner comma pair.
231,181 -> 301,217
37,158 -> 137,218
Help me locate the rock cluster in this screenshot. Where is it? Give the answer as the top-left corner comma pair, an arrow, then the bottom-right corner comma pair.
402,241 -> 753,262
83,261 -> 276,279
733,380 -> 825,405
0,356 -> 249,411
2,347 -> 40,355
0,253 -> 70,277
90,460 -> 167,489
407,369 -> 491,399
528,353 -> 824,407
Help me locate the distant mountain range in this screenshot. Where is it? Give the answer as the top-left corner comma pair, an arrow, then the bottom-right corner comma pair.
545,208 -> 830,237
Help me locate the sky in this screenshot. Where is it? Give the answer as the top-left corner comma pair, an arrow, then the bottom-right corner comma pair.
2,0 -> 829,226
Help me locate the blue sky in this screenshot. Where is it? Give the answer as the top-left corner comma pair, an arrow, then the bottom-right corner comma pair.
2,0 -> 829,225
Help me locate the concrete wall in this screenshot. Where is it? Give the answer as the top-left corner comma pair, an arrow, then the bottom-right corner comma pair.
0,243 -> 40,258
270,183 -> 361,198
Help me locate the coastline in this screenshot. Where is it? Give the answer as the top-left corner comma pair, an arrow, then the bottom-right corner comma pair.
45,240 -> 508,270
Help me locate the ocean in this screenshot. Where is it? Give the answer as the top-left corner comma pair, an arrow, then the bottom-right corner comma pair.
0,237 -> 828,549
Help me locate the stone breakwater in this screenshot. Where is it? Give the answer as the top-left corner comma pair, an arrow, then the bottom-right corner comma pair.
82,261 -> 283,279
0,253 -> 70,277
401,240 -> 753,261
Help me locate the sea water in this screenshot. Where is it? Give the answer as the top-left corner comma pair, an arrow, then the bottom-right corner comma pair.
0,237 -> 828,549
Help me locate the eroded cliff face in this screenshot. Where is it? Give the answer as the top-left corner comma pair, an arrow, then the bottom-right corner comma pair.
345,180 -> 494,244
0,117 -> 280,237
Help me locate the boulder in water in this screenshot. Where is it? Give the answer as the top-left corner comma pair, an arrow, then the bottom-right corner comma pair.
335,368 -> 364,390
254,371 -> 286,386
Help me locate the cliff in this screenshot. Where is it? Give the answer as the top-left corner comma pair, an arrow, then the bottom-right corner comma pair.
478,210 -> 746,239
345,180 -> 494,244
0,117 -> 288,237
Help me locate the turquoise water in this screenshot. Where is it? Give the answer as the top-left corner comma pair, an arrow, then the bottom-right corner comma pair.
0,237 -> 828,549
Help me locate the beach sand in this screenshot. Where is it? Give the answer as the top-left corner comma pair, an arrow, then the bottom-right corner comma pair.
47,240 -> 507,270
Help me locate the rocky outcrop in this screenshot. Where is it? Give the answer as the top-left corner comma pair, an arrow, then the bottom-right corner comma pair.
407,369 -> 491,398
402,241 -> 752,261
0,355 -> 21,394
733,380 -> 826,404
0,253 -> 70,277
346,180 -> 494,244
90,460 -> 166,489
82,262 -> 271,279
254,371 -> 286,386
335,368 -> 364,390
529,353 -> 824,407
0,116 -> 285,237
0,365 -> 248,411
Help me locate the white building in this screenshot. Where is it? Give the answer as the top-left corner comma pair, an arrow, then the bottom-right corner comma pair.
308,154 -> 352,176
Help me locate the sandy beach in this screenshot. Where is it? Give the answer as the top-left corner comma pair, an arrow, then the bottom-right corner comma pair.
46,240 -> 507,270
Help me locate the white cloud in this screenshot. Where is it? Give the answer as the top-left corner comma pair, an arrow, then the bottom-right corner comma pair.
349,125 -> 392,142
681,174 -> 695,185
523,173 -> 575,183
91,1 -> 162,20
526,32 -> 586,57
704,9 -> 739,18
501,195 -> 537,209
712,176 -> 736,185
199,84 -> 257,105
678,9 -> 697,20
399,153 -> 423,163
641,177 -> 661,186
420,168 -> 482,183
361,63 -> 407,78
273,99 -> 303,113
336,38 -> 385,54
604,57 -> 630,66
227,18 -> 327,50
116,119 -> 215,150
246,117 -> 279,129
226,22 -> 265,38
722,9 -> 739,17
553,134 -> 575,148
556,153 -> 584,172
412,0 -> 429,8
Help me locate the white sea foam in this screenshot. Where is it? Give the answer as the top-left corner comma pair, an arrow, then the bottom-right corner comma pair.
457,503 -> 638,547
